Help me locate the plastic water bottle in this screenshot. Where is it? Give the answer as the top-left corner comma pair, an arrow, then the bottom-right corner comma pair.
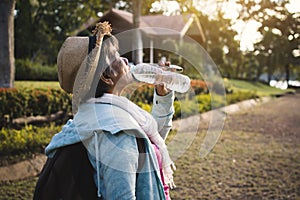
130,63 -> 191,93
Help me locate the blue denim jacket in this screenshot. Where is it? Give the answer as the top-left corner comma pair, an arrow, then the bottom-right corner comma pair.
45,91 -> 175,200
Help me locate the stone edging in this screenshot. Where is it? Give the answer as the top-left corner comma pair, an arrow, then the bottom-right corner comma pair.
0,154 -> 46,181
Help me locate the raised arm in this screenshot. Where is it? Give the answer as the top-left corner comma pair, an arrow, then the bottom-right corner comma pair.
151,88 -> 175,140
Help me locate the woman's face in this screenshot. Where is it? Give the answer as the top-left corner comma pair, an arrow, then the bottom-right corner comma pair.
110,56 -> 134,93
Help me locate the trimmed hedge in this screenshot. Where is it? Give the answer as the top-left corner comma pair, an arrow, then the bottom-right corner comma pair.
226,90 -> 258,104
0,88 -> 72,127
0,83 -> 258,127
174,91 -> 258,119
173,99 -> 198,120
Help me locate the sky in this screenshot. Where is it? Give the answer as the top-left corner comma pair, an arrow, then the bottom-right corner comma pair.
151,0 -> 300,51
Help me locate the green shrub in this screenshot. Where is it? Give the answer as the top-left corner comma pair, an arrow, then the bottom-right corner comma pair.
0,88 -> 72,127
137,101 -> 152,112
211,94 -> 227,109
196,94 -> 212,112
127,84 -> 154,104
196,93 -> 227,113
0,124 -> 60,156
0,88 -> 26,120
173,99 -> 198,119
226,91 -> 258,104
15,59 -> 58,81
173,91 -> 257,120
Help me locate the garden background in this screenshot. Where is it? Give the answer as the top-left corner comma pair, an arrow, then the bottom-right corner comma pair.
0,0 -> 299,199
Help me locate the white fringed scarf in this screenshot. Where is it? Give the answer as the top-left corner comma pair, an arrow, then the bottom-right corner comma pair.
87,94 -> 172,166
87,94 -> 176,187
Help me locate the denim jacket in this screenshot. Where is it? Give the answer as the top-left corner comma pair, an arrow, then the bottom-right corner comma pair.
45,91 -> 175,200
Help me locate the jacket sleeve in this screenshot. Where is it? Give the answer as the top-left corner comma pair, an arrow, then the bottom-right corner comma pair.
151,90 -> 175,140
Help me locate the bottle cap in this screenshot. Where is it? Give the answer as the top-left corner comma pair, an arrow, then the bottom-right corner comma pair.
168,65 -> 183,72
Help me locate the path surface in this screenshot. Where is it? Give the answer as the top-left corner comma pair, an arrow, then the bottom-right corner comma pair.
169,92 -> 300,199
223,92 -> 300,144
0,92 -> 299,199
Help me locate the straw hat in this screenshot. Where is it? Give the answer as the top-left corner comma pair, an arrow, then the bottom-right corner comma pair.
57,21 -> 112,93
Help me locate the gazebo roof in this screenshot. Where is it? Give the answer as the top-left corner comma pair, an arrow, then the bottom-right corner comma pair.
99,8 -> 206,43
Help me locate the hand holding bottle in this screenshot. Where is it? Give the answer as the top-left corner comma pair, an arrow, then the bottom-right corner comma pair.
155,61 -> 172,96
130,63 -> 191,93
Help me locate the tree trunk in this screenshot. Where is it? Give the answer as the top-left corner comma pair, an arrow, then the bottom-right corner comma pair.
0,0 -> 15,88
132,0 -> 143,64
267,55 -> 273,83
285,63 -> 290,82
256,64 -> 262,81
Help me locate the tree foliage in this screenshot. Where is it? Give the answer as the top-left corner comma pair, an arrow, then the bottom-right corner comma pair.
175,1 -> 242,78
200,12 -> 242,78
176,0 -> 299,80
236,0 -> 300,81
15,0 -> 112,64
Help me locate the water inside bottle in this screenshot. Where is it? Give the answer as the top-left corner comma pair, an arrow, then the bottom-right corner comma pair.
132,73 -> 157,84
130,63 -> 190,93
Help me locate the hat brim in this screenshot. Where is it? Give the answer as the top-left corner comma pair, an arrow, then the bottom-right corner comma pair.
57,37 -> 89,93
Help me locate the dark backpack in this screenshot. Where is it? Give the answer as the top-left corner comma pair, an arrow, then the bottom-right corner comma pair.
33,142 -> 98,200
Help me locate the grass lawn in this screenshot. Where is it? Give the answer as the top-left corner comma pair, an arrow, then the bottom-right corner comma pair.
224,79 -> 295,97
14,81 -> 61,89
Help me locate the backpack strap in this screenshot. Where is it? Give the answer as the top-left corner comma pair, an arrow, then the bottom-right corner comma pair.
136,137 -> 146,173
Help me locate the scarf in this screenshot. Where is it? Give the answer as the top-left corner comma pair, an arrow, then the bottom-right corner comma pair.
87,94 -> 176,188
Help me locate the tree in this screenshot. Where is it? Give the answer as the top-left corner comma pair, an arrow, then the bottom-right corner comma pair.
132,0 -> 143,64
14,0 -> 108,64
258,6 -> 299,82
237,0 -> 300,81
196,12 -> 241,78
0,0 -> 16,88
173,0 -> 242,78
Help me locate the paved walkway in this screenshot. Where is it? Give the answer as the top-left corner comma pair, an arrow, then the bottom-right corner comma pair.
223,92 -> 300,143
170,91 -> 300,199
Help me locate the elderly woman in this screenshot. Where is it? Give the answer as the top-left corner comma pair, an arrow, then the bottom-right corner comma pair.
34,22 -> 175,200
